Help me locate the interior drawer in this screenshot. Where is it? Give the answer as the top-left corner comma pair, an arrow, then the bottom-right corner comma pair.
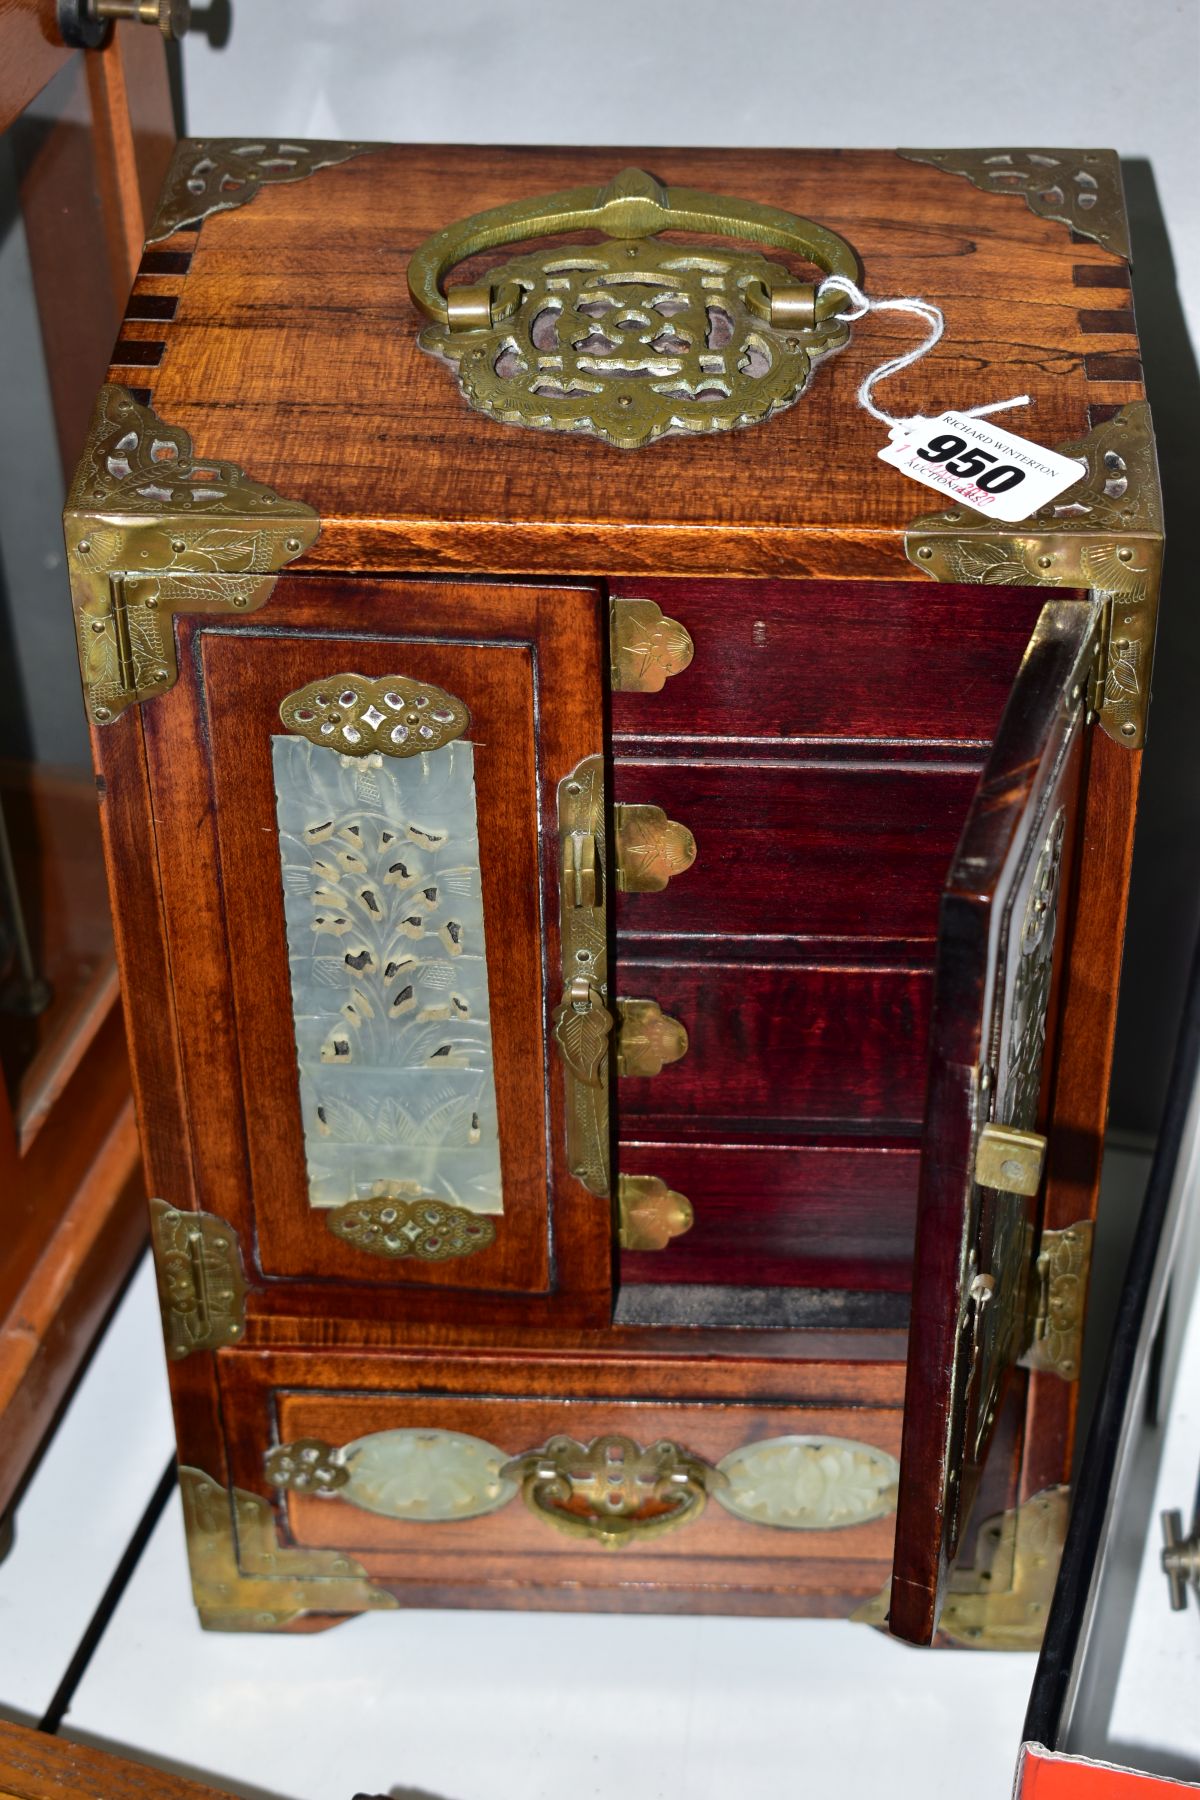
617,1137 -> 920,1289
609,578 -> 1047,744
616,961 -> 932,1129
613,756 -> 979,944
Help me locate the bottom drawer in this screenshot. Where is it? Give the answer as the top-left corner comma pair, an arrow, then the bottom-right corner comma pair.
205,1356 -> 906,1622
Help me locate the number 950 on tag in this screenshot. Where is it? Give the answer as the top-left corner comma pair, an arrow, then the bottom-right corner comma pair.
878,410 -> 1086,522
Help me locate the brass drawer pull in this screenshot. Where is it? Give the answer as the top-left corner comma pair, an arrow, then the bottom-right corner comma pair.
610,598 -> 694,693
615,999 -> 687,1078
614,804 -> 696,893
617,1175 -> 694,1251
503,1434 -> 715,1546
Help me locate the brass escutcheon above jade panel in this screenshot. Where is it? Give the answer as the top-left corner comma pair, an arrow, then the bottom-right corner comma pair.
409,166 -> 858,449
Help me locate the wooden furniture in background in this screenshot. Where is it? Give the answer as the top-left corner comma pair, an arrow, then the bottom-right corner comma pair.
0,0 -> 174,1524
0,1719 -> 235,1800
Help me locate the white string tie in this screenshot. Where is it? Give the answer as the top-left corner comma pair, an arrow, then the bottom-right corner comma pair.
818,274 -> 1031,429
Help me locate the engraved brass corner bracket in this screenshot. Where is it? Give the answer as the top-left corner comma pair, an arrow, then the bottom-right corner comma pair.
150,1199 -> 247,1360
854,1486 -> 1069,1650
898,148 -> 1130,260
147,138 -> 369,243
65,386 -> 318,725
906,402 -> 1163,748
180,1467 -> 396,1631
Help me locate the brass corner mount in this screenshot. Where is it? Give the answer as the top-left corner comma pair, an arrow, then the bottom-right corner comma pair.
898,148 -> 1130,260
180,1467 -> 396,1630
853,1485 -> 1068,1650
905,401 -> 1162,749
64,385 -> 318,726
147,139 -> 369,243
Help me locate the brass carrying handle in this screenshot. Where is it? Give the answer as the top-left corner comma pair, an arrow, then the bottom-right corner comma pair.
408,165 -> 859,336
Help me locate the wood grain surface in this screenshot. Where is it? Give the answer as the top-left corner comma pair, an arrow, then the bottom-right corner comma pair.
132,144 -> 1143,581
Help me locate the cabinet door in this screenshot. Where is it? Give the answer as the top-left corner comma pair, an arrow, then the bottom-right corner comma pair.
140,575 -> 611,1326
889,599 -> 1102,1644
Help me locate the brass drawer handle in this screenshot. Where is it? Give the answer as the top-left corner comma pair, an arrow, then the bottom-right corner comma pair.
615,999 -> 688,1078
409,167 -> 859,449
617,1175 -> 694,1251
610,598 -> 694,694
503,1434 -> 716,1546
614,804 -> 696,893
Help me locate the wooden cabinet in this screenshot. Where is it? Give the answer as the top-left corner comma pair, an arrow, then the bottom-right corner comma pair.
66,142 -> 1161,1644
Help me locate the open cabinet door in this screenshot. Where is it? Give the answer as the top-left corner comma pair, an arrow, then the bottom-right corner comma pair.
889,598 -> 1103,1645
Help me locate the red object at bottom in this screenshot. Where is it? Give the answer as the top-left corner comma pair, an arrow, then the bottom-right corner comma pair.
1017,1745 -> 1200,1800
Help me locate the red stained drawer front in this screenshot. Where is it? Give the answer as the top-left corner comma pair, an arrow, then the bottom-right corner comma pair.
618,1138 -> 920,1290
615,961 -> 932,1129
610,578 -> 1049,745
613,756 -> 978,944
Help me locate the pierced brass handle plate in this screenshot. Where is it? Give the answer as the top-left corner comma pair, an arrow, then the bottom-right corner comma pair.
409,166 -> 859,449
503,1435 -> 714,1546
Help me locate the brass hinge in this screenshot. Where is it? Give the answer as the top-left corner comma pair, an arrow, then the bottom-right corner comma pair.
613,803 -> 696,892
65,386 -> 318,725
617,1174 -> 694,1251
853,1486 -> 1069,1649
609,597 -> 694,692
1021,1221 -> 1093,1382
150,1198 -> 247,1359
614,998 -> 688,1078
